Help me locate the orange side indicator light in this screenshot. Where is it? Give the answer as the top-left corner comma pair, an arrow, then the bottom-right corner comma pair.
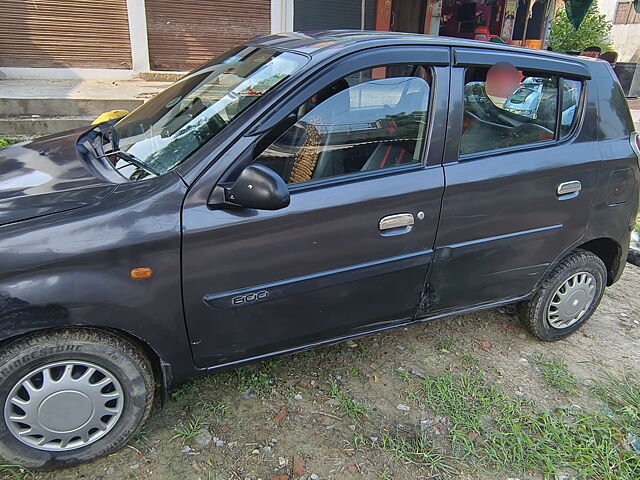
130,267 -> 153,279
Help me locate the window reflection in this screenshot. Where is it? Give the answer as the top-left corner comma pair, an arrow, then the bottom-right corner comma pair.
256,65 -> 431,184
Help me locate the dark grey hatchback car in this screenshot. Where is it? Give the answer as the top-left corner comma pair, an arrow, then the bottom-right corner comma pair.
0,31 -> 638,469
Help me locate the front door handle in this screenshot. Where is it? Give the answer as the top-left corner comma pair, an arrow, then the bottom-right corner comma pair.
557,181 -> 581,196
379,213 -> 415,233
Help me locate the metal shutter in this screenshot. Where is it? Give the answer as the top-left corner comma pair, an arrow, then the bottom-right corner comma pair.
0,0 -> 132,68
146,0 -> 271,72
294,0 -> 376,31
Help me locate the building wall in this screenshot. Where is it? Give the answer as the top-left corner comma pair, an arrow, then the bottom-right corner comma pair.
0,0 -> 282,79
600,0 -> 640,62
145,0 -> 270,71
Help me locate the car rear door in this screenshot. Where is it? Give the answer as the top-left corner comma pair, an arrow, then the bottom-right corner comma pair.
181,47 -> 449,368
428,48 -> 598,313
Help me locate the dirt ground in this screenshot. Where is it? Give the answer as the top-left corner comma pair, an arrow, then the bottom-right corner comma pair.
4,263 -> 640,480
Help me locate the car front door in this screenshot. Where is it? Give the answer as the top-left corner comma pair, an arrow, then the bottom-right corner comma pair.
428,48 -> 597,313
181,47 -> 449,368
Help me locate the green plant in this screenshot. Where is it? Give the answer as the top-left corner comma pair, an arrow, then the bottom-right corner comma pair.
460,353 -> 479,368
398,369 -> 413,383
171,380 -> 202,401
0,465 -> 33,480
379,431 -> 454,476
0,138 -> 20,149
590,372 -> 640,426
435,338 -> 456,353
328,379 -> 366,418
224,358 -> 280,396
173,416 -> 205,442
197,399 -> 228,416
377,468 -> 394,480
549,3 -> 613,53
532,354 -> 580,392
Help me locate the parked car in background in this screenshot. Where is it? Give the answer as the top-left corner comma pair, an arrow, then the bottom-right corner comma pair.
503,76 -> 582,128
0,31 -> 638,470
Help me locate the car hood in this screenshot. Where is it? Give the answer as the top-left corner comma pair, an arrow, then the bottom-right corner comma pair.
0,129 -> 116,226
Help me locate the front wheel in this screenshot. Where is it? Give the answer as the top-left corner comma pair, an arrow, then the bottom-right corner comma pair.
519,249 -> 606,341
0,328 -> 154,470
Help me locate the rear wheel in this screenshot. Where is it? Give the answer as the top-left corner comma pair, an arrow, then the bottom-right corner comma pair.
0,329 -> 154,470
519,249 -> 606,341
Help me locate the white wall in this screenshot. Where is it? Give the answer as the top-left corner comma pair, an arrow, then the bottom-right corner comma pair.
271,0 -> 294,33
600,0 -> 640,62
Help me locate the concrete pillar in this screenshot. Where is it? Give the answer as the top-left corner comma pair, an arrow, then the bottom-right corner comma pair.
271,0 -> 294,33
126,0 -> 151,72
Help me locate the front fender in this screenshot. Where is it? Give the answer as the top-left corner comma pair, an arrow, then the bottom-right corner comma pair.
0,173 -> 197,385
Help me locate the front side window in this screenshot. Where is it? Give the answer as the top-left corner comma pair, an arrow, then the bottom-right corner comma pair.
255,65 -> 431,184
109,47 -> 308,179
461,65 -> 558,156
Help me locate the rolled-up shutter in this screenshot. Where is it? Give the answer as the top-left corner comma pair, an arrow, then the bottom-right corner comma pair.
293,0 -> 376,31
146,0 -> 271,72
0,0 -> 132,68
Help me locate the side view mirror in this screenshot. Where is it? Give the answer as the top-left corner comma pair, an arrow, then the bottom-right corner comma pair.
209,164 -> 290,210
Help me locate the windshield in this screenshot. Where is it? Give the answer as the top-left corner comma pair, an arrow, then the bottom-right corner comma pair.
109,47 -> 308,179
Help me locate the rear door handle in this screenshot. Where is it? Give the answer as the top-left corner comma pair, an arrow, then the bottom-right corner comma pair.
379,213 -> 414,234
557,181 -> 581,196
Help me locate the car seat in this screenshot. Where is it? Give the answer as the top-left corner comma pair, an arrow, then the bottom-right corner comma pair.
287,79 -> 350,183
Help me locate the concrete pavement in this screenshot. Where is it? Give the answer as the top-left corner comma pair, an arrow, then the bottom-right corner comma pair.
0,79 -> 171,136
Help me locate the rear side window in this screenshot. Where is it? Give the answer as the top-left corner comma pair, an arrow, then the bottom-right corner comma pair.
255,65 -> 431,184
560,78 -> 582,139
461,65 -> 582,156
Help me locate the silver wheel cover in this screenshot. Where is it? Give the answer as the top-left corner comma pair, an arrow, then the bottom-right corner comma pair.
4,361 -> 124,451
547,271 -> 597,329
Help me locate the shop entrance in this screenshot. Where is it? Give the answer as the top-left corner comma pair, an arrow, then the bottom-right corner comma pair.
390,0 -> 427,33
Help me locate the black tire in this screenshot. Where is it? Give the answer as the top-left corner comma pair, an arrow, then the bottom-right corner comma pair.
518,249 -> 606,341
0,328 -> 154,470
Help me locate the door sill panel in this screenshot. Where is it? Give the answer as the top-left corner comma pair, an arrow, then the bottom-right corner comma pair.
199,294 -> 531,374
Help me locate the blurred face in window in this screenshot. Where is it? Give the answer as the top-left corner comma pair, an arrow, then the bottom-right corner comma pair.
486,62 -> 522,98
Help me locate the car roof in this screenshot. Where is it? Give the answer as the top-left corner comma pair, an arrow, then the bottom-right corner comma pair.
248,30 -> 596,67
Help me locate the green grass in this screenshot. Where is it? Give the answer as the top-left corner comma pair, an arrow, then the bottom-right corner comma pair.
532,354 -> 580,392
173,416 -> 205,442
0,465 -> 33,480
171,359 -> 280,401
197,399 -> 228,416
0,138 -> 20,149
590,372 -> 640,427
435,338 -> 456,353
390,370 -> 640,479
460,353 -> 479,368
224,358 -> 280,396
605,290 -> 620,300
398,368 -> 413,383
328,378 -> 366,418
379,431 -> 455,477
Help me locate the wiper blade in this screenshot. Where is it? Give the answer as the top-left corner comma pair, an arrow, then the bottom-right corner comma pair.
110,150 -> 160,177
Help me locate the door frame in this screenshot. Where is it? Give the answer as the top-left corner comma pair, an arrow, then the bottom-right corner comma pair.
180,46 -> 452,369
